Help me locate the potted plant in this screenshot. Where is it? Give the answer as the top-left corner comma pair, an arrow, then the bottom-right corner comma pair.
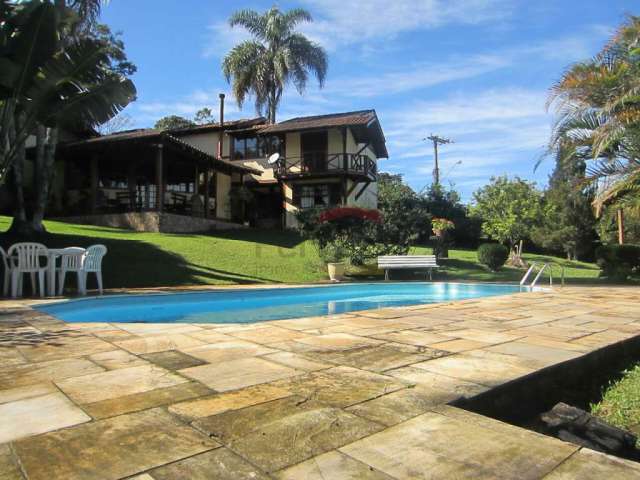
431,217 -> 454,258
320,242 -> 346,282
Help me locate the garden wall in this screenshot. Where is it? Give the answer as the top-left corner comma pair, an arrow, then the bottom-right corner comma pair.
53,212 -> 246,233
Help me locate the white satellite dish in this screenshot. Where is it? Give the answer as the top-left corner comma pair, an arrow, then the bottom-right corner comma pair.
267,152 -> 280,165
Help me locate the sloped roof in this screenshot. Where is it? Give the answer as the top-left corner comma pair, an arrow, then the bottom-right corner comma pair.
260,110 -> 377,133
259,110 -> 388,158
169,117 -> 267,136
60,131 -> 261,176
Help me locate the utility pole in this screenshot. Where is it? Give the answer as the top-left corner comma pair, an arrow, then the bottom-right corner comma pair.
424,134 -> 453,186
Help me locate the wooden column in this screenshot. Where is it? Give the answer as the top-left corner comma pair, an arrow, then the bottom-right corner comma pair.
155,144 -> 164,212
194,165 -> 199,194
89,155 -> 99,214
204,166 -> 210,219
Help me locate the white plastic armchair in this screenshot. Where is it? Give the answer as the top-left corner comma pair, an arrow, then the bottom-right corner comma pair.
7,243 -> 48,298
81,244 -> 107,295
57,247 -> 87,296
0,247 -> 11,297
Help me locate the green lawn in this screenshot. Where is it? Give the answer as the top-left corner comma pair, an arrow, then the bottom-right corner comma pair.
591,363 -> 640,440
0,216 -> 605,289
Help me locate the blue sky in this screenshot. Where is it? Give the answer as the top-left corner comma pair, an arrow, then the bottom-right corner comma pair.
101,0 -> 637,200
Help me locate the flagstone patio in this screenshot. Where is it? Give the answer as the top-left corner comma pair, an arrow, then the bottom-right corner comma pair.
2,286 -> 640,479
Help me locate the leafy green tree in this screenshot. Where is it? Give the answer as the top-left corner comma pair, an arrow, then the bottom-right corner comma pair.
421,183 -> 481,247
377,173 -> 430,252
532,148 -> 598,260
1,0 -> 136,234
154,115 -> 195,131
194,107 -> 214,125
472,176 -> 542,260
222,6 -> 328,123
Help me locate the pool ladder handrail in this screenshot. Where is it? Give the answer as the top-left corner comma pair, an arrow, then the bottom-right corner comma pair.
520,262 -> 565,289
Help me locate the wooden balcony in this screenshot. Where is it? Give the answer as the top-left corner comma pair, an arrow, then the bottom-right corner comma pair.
274,151 -> 377,181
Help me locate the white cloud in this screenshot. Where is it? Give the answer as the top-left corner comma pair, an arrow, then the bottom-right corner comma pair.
203,21 -> 251,58
299,0 -> 514,50
382,87 -> 552,197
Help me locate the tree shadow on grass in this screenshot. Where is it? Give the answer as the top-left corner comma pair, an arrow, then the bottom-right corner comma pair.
0,231 -> 270,290
207,228 -> 306,249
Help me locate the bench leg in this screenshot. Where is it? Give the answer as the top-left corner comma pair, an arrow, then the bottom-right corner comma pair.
429,269 -> 432,281
385,269 -> 389,281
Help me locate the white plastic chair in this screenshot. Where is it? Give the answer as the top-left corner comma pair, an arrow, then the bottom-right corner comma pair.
0,247 -> 12,297
57,247 -> 87,296
7,243 -> 48,298
80,244 -> 107,295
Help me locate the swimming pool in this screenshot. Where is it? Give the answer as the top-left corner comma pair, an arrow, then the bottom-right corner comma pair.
36,282 -> 525,324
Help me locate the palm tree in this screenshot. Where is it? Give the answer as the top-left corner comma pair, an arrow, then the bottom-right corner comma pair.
222,7 -> 328,123
547,16 -> 640,217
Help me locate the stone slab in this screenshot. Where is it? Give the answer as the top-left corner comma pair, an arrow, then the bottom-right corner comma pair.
0,382 -> 56,405
346,386 -> 456,426
303,343 -> 443,373
0,443 -> 23,480
179,357 -> 301,392
82,382 -> 212,420
181,340 -> 277,363
114,334 -> 206,354
88,349 -> 149,370
271,366 -> 407,408
194,396 -> 382,472
169,383 -> 291,420
55,364 -> 188,404
261,351 -> 332,371
411,353 -> 533,387
0,358 -> 105,389
293,333 -> 382,351
340,411 -> 577,479
0,392 -> 91,443
140,350 -> 206,370
13,408 -> 217,480
275,450 -> 394,479
544,448 -> 640,479
149,448 -> 271,480
386,366 -> 488,398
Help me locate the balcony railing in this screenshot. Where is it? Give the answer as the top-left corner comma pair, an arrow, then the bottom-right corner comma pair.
274,151 -> 377,180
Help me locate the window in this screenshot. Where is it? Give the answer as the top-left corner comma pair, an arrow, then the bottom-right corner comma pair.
245,137 -> 258,158
233,137 -> 246,159
232,135 -> 284,159
293,184 -> 341,209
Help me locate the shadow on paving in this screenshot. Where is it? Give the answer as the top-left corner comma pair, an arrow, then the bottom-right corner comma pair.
0,323 -> 93,348
0,231 -> 272,289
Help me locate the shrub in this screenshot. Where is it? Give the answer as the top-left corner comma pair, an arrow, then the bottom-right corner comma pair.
319,242 -> 345,264
595,244 -> 640,280
296,206 -> 413,265
477,243 -> 509,271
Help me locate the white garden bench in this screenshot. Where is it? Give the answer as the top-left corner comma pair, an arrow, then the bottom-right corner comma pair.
378,255 -> 440,281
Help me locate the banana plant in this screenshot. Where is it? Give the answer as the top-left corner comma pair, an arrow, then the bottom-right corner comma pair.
0,0 -> 136,233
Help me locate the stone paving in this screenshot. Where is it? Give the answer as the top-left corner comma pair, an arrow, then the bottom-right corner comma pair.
1,286 -> 640,478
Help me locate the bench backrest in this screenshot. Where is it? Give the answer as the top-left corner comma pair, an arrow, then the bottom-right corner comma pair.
378,255 -> 439,267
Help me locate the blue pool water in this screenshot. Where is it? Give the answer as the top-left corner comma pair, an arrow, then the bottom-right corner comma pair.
36,283 -> 524,324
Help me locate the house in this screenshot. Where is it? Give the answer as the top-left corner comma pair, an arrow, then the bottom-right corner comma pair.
48,109 -> 387,231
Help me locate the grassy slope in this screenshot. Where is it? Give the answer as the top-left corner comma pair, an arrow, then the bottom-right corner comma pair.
0,216 -> 603,288
591,363 -> 640,438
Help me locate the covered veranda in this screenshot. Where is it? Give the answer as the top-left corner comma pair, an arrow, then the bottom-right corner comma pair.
58,130 -> 259,219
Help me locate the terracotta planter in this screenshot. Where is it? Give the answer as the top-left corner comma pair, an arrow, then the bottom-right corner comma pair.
327,262 -> 345,282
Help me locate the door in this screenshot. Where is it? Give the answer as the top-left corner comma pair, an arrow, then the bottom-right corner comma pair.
301,131 -> 328,173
